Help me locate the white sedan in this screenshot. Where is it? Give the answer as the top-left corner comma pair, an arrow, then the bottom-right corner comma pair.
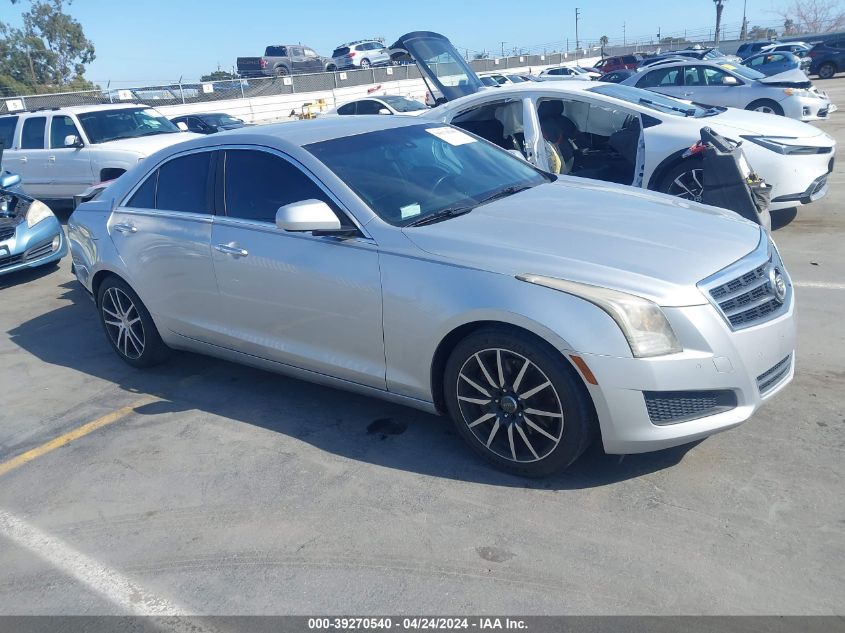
423,81 -> 835,210
324,95 -> 429,117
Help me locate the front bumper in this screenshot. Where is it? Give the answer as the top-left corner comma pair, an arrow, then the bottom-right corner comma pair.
579,297 -> 795,455
0,216 -> 67,276
782,93 -> 838,121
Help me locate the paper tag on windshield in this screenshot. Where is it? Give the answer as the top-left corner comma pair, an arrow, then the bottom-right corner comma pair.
721,63 -> 737,70
400,203 -> 422,219
426,127 -> 476,146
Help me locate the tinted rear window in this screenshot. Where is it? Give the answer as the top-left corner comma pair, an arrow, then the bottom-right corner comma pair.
266,46 -> 287,56
333,47 -> 350,57
127,171 -> 156,208
156,152 -> 213,214
0,116 -> 18,150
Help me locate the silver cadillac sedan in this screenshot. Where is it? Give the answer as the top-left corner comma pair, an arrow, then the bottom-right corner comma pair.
68,116 -> 795,476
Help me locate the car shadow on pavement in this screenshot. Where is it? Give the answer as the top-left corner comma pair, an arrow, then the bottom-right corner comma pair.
0,263 -> 61,289
8,282 -> 699,490
771,207 -> 798,231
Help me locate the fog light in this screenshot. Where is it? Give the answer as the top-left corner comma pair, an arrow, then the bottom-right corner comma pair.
803,106 -> 810,116
51,235 -> 60,251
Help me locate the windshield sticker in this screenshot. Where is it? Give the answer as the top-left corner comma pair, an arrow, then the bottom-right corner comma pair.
426,127 -> 476,146
400,203 -> 422,219
720,63 -> 736,70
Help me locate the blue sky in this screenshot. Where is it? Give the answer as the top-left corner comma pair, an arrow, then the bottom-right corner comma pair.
1,0 -> 785,85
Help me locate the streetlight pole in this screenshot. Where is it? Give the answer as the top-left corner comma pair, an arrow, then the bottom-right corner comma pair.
501,41 -> 507,58
575,7 -> 581,59
623,21 -> 626,47
741,0 -> 748,40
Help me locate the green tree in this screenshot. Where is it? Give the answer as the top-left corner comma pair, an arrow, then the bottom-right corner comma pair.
0,0 -> 95,94
200,70 -> 237,82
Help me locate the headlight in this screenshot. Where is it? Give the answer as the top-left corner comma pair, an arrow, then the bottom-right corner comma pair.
516,274 -> 682,358
26,199 -> 54,228
740,135 -> 822,155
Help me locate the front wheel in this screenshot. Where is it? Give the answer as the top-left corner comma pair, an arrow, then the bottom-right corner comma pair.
658,161 -> 704,203
360,59 -> 371,69
444,328 -> 596,477
97,276 -> 170,368
817,62 -> 837,80
746,99 -> 784,116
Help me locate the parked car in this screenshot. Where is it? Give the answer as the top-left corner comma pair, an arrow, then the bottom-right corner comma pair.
0,104 -> 200,203
637,56 -> 688,70
479,76 -> 499,87
68,116 -> 796,476
736,41 -> 781,60
331,40 -> 390,70
593,54 -> 644,73
598,69 -> 635,83
538,66 -> 598,80
170,113 -> 249,134
388,31 -> 835,210
656,47 -> 739,62
621,59 -> 834,121
479,72 -> 516,85
742,51 -> 810,76
237,45 -> 335,78
807,37 -> 845,79
761,42 -> 812,57
506,74 -> 529,83
0,167 -> 67,276
327,95 -> 428,116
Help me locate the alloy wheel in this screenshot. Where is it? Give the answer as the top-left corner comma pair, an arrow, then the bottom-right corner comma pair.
102,286 -> 146,360
456,348 -> 564,463
667,168 -> 704,202
753,104 -> 777,114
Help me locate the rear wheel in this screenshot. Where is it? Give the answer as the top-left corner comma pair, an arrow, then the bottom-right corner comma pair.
746,99 -> 784,116
97,276 -> 169,368
273,65 -> 289,78
444,328 -> 596,477
360,58 -> 371,69
658,160 -> 704,203
817,62 -> 837,79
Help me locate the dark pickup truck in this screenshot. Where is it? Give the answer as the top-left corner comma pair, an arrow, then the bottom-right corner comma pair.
237,45 -> 336,78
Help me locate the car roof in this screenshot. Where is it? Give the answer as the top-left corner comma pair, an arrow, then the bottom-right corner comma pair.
0,103 -> 151,118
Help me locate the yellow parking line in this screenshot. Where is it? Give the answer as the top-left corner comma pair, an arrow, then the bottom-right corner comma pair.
0,394 -> 159,478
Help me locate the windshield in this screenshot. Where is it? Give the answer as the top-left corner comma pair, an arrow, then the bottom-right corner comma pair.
703,49 -> 725,59
589,84 -> 723,117
204,113 -> 244,126
77,107 -> 180,143
719,62 -> 765,80
306,124 -> 548,226
380,96 -> 428,112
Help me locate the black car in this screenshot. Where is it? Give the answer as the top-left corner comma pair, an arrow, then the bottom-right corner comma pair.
170,113 -> 249,134
598,69 -> 635,83
808,37 -> 845,79
736,40 -> 780,60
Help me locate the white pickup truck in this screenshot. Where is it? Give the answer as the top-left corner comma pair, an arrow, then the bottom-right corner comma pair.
0,104 -> 199,203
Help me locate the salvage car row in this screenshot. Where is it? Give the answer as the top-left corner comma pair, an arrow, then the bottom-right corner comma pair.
0,31 -> 837,477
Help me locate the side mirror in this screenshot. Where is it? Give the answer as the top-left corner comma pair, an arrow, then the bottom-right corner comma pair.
276,199 -> 341,232
0,172 -> 22,189
722,75 -> 740,86
176,121 -> 189,131
64,134 -> 83,148
378,108 -> 392,115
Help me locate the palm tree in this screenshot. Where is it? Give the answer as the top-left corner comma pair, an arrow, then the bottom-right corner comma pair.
600,35 -> 609,57
713,0 -> 726,44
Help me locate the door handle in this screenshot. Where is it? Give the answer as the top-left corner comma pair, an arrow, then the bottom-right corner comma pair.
113,223 -> 137,234
48,156 -> 56,162
214,243 -> 248,258
20,157 -> 27,164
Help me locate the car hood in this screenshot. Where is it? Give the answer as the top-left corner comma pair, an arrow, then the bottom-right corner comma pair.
756,67 -> 811,87
95,132 -> 203,155
402,178 -> 762,307
705,107 -> 832,142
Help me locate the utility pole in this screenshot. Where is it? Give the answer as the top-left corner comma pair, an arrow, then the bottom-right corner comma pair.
575,7 -> 581,58
623,21 -> 626,47
741,0 -> 748,40
501,41 -> 507,58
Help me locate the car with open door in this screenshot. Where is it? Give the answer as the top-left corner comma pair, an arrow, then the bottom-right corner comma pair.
390,32 -> 835,210
68,116 -> 796,476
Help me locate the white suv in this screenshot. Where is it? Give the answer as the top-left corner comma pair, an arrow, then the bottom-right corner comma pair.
0,104 -> 199,202
331,40 -> 390,70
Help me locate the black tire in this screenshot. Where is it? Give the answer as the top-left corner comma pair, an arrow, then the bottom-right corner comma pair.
657,159 -> 705,202
360,58 -> 371,69
746,99 -> 784,116
817,62 -> 837,80
326,64 -> 337,73
443,327 -> 596,477
97,276 -> 169,368
273,65 -> 289,78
